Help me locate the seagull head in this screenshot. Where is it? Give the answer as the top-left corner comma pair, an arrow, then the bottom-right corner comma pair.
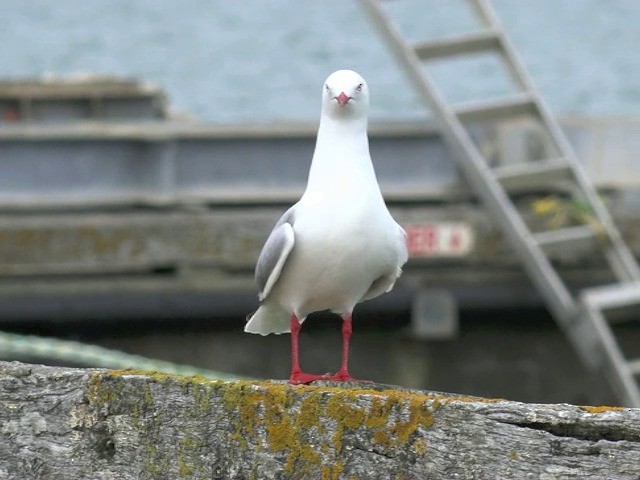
321,70 -> 369,120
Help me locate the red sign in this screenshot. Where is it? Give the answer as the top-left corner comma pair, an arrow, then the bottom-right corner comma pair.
404,223 -> 474,258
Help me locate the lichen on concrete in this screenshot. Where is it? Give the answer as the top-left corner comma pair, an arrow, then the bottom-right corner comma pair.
85,369 -> 440,479
3,361 -> 640,480
78,367 -> 640,480
579,405 -> 625,414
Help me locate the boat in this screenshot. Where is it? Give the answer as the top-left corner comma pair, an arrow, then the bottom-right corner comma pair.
0,75 -> 638,322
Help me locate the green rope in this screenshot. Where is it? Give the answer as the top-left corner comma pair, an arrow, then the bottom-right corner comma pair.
0,330 -> 250,381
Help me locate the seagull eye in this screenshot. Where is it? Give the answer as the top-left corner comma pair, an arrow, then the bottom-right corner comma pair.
325,84 -> 330,92
356,83 -> 363,92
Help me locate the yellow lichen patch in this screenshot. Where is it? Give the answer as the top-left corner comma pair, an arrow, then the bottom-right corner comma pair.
220,383 -> 300,473
88,372 -> 125,408
177,435 -> 203,478
89,371 -> 508,479
142,383 -> 153,406
322,464 -> 345,480
266,411 -> 296,452
298,390 -> 323,430
223,384 -> 262,440
219,383 -> 365,478
326,395 -> 367,430
411,438 -> 428,456
177,457 -> 195,478
579,405 -> 624,414
191,384 -> 213,416
373,429 -> 392,447
284,443 -> 322,477
364,396 -> 393,429
391,397 -> 435,444
104,368 -> 228,388
509,450 -> 518,461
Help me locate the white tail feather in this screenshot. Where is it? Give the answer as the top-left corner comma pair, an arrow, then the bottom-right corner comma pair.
244,304 -> 290,336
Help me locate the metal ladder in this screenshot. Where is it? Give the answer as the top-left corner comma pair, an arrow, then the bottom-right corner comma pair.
360,0 -> 640,406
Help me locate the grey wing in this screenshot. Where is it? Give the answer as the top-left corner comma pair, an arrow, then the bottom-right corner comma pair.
361,223 -> 408,302
255,208 -> 296,301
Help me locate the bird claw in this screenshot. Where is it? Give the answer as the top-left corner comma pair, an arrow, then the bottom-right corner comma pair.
326,370 -> 371,383
289,371 -> 331,385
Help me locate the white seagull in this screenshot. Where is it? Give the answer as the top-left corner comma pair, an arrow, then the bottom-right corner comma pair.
245,69 -> 408,384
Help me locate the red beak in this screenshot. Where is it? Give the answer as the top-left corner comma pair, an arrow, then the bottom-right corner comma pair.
335,92 -> 350,106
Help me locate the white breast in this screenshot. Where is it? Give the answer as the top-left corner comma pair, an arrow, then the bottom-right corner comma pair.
272,190 -> 405,318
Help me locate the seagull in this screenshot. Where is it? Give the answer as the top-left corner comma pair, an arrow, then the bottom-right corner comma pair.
245,69 -> 408,384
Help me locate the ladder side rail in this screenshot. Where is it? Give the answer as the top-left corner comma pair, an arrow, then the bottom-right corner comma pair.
538,114 -> 640,281
467,0 -> 529,92
362,0 -> 640,407
442,126 -> 576,321
466,0 -> 498,30
362,0 -> 638,299
500,39 -> 640,279
469,0 -> 640,282
580,304 -> 640,406
470,0 -> 640,408
359,0 -> 575,320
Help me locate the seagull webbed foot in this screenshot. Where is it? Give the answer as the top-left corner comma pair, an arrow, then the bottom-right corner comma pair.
289,371 -> 331,385
326,369 -> 371,383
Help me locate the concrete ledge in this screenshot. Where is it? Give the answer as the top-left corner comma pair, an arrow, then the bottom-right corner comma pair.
1,360 -> 639,479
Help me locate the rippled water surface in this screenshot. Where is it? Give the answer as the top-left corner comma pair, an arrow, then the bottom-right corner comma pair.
0,0 -> 638,122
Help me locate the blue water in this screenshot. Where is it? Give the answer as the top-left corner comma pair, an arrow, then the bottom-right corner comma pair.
0,0 -> 638,122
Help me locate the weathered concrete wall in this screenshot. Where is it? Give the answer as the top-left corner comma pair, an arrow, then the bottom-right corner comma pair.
1,360 -> 639,479
2,201 -> 639,320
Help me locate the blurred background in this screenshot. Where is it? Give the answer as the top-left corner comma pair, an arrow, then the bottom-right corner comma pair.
0,0 -> 638,406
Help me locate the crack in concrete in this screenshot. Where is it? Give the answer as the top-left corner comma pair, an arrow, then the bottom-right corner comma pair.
494,418 -> 639,443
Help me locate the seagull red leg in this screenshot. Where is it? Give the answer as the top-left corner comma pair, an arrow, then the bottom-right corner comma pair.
289,314 -> 329,385
328,313 -> 367,382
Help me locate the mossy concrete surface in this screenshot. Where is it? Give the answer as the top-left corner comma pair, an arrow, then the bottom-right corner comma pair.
1,361 -> 640,479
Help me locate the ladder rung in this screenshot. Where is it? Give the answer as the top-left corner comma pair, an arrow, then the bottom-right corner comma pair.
533,225 -> 598,250
583,282 -> 640,311
493,158 -> 573,191
455,93 -> 536,123
413,30 -> 500,61
360,0 -> 640,408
